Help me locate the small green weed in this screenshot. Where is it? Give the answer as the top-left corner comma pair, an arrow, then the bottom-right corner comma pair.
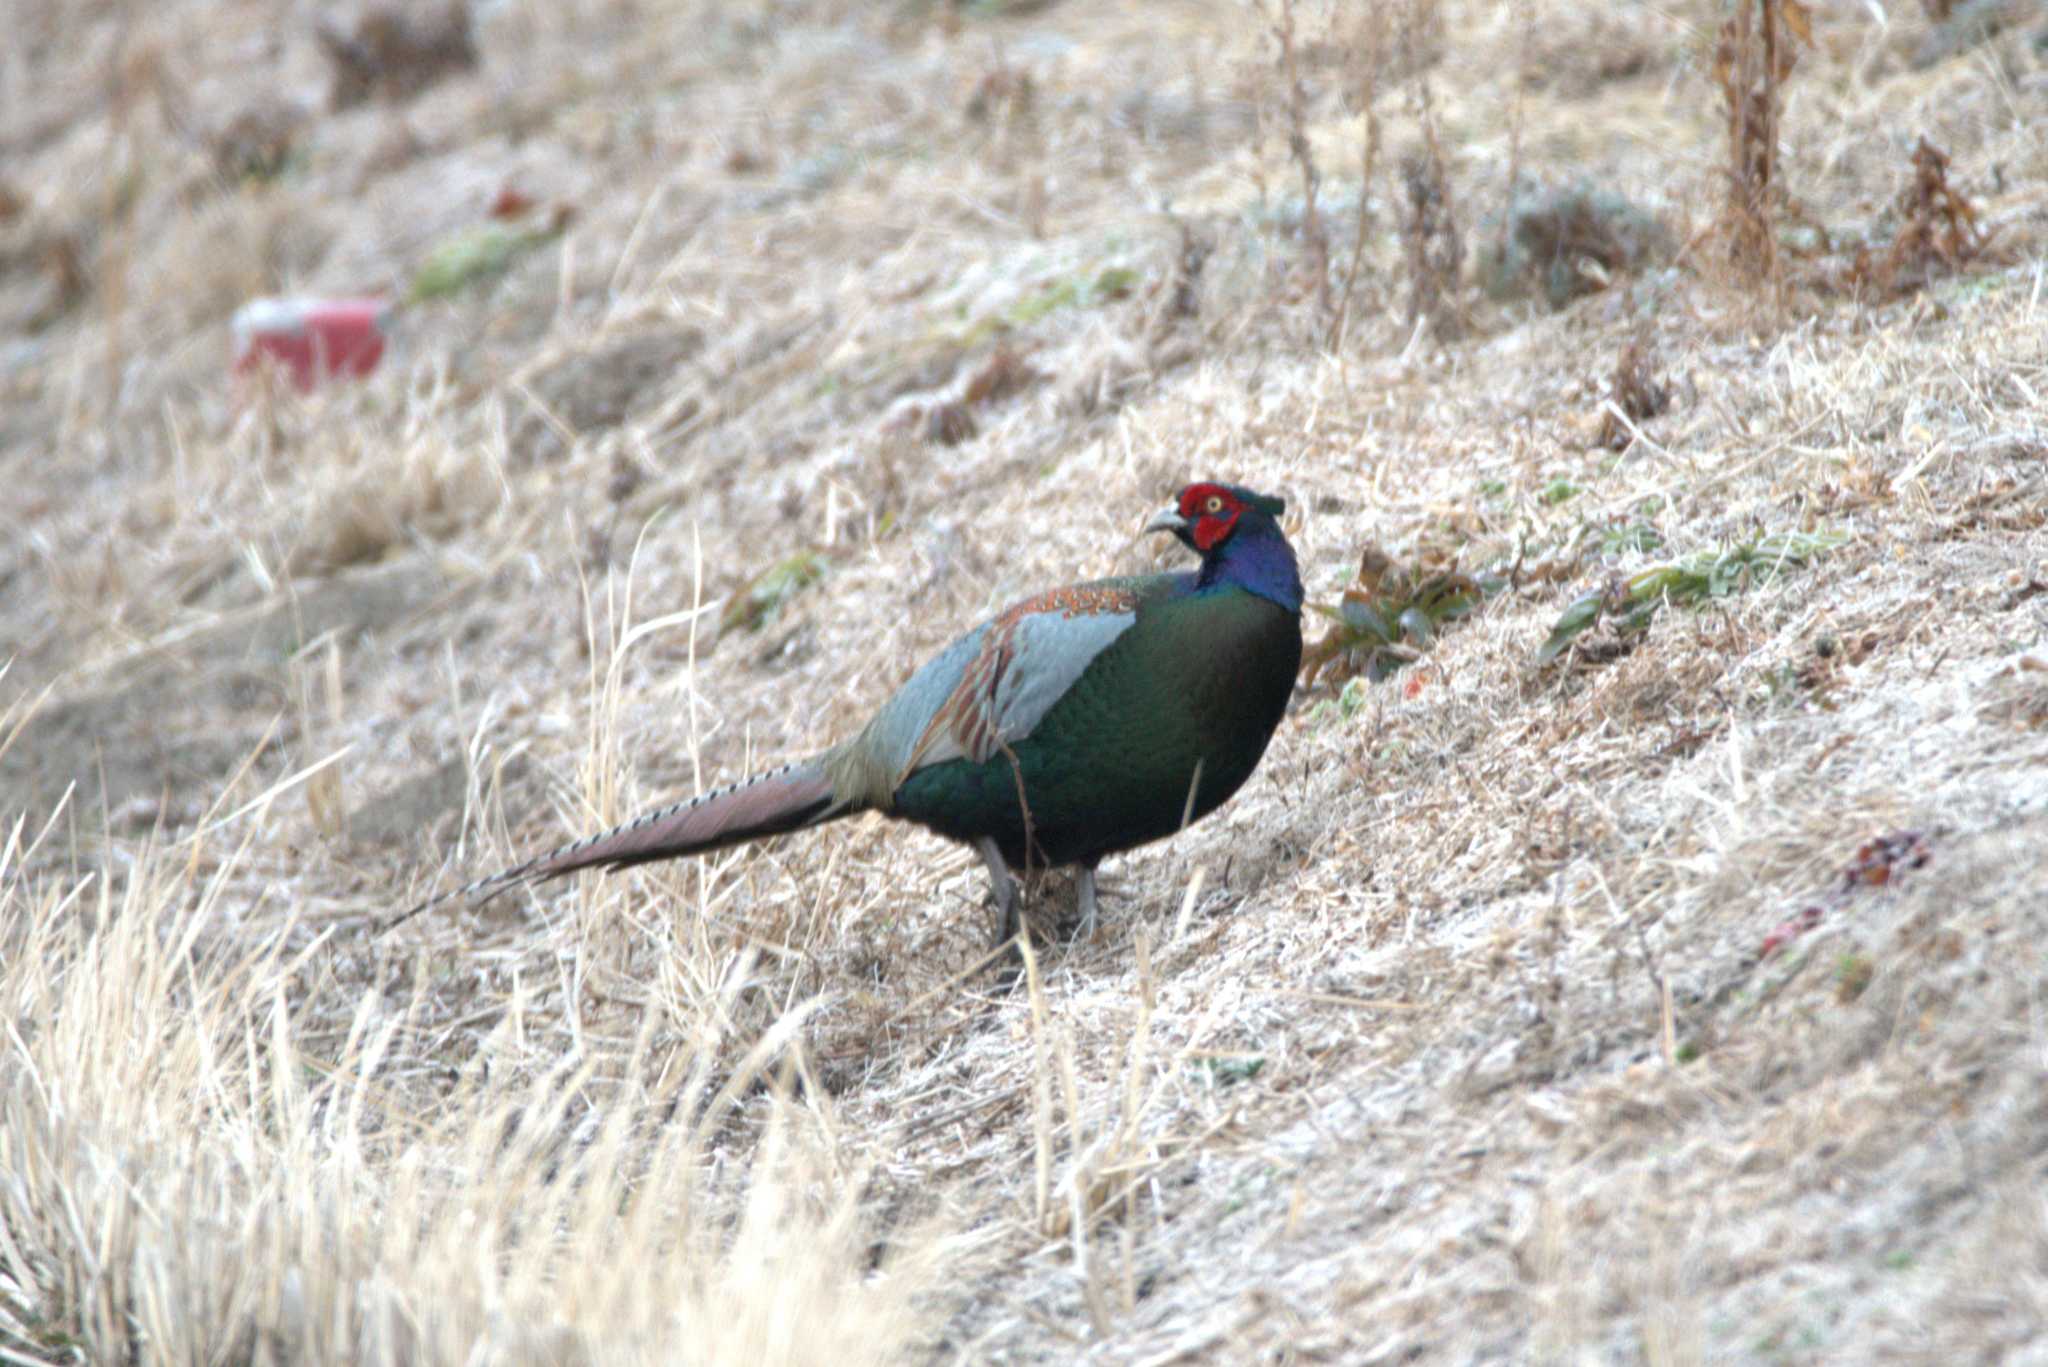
720,551 -> 828,634
1005,266 -> 1139,326
409,221 -> 564,303
1835,952 -> 1874,1003
1591,521 -> 1663,556
1538,529 -> 1845,664
1303,548 -> 1503,686
1197,1056 -> 1266,1086
1308,677 -> 1373,728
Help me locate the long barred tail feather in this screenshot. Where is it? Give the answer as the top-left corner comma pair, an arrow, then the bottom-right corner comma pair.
380,759 -> 843,934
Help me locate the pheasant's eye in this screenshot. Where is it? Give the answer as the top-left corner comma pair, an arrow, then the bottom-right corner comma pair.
1203,495 -> 1224,514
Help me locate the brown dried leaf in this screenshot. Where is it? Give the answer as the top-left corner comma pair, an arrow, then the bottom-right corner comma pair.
926,402 -> 978,446
1354,547 -> 1397,595
1597,339 -> 1674,451
1780,0 -> 1815,53
1849,139 -> 1989,296
318,2 -> 478,111
489,184 -> 537,220
209,97 -> 307,182
43,234 -> 88,310
960,346 -> 1042,407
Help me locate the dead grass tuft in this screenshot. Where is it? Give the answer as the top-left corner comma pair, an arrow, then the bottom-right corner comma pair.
1479,185 -> 1673,311
0,807 -> 946,1363
1262,0 -> 1332,316
1710,0 -> 1816,286
317,1 -> 478,111
1597,336 -> 1675,451
1398,142 -> 1463,341
1849,137 -> 1991,297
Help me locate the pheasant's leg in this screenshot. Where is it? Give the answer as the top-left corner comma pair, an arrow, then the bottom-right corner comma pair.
1075,863 -> 1100,940
977,838 -> 1020,949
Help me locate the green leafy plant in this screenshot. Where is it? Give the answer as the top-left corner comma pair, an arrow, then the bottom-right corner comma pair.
1592,521 -> 1663,556
408,220 -> 565,303
1303,548 -> 1502,686
720,551 -> 828,634
1538,529 -> 1846,664
1197,1056 -> 1266,1086
1004,265 -> 1140,326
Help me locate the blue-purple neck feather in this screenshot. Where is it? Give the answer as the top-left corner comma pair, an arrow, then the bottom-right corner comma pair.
1197,512 -> 1303,613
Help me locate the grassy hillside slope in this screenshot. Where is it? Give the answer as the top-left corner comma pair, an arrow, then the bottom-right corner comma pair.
3,0 -> 2045,1360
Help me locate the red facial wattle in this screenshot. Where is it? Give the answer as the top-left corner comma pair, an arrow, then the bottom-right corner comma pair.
1178,484 -> 1244,551
1192,511 -> 1239,550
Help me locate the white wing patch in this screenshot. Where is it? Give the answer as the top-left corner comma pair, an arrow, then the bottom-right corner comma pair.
896,596 -> 1137,781
991,609 -> 1133,746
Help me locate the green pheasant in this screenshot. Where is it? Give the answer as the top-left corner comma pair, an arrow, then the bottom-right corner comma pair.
397,482 -> 1304,946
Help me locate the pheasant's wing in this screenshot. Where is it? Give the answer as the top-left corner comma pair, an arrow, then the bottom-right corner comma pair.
854,576 -> 1180,789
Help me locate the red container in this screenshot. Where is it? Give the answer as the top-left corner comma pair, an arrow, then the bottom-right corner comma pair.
231,296 -> 391,391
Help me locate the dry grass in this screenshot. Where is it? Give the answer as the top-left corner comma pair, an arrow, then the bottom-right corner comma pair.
4,0 -> 2047,1361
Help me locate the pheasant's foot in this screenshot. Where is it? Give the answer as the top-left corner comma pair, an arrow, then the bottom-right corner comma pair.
976,838 -> 1021,953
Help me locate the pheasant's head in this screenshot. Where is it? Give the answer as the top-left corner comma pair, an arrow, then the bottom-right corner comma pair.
1145,482 -> 1287,554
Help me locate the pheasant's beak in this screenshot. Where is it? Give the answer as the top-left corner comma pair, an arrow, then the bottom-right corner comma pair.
1143,505 -> 1188,536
